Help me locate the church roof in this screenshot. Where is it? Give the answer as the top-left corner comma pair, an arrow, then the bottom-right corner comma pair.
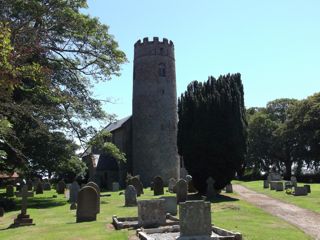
96,153 -> 119,171
105,116 -> 131,133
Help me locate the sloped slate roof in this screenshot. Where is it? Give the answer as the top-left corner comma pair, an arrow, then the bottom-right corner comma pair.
105,116 -> 131,133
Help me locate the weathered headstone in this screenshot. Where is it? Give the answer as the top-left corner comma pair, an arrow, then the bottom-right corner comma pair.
160,196 -> 177,215
269,181 -> 277,190
76,186 -> 98,222
294,186 -> 308,196
56,180 -> 66,194
11,185 -> 34,227
291,176 -> 297,187
6,185 -> 14,197
86,181 -> 100,213
43,181 -> 51,191
304,185 -> 311,193
168,178 -> 177,193
186,175 -> 197,193
35,181 -> 43,194
153,176 -> 164,196
206,177 -> 216,201
137,199 -> 166,228
178,200 -> 212,239
176,179 -> 188,203
263,180 -> 269,189
70,181 -> 80,204
275,182 -> 284,191
128,177 -> 144,197
125,185 -> 137,207
112,182 -> 120,191
225,183 -> 233,193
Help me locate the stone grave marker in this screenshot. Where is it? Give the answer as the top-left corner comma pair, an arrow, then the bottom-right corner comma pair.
176,179 -> 188,203
76,186 -> 98,222
168,178 -> 177,193
284,181 -> 293,189
294,186 -> 308,196
263,180 -> 269,188
225,183 -> 233,193
43,181 -> 51,191
269,181 -> 277,190
137,199 -> 166,228
56,180 -> 66,194
291,176 -> 297,187
6,185 -> 14,197
128,176 -> 144,196
86,181 -> 100,213
186,175 -> 197,193
304,185 -> 311,193
178,200 -> 212,239
11,185 -> 34,227
275,182 -> 284,191
160,196 -> 177,215
35,181 -> 43,194
70,180 -> 80,204
125,185 -> 137,207
112,182 -> 120,191
206,177 -> 216,201
153,176 -> 164,195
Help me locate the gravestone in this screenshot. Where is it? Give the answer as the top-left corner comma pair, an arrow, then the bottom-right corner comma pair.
294,186 -> 308,196
275,182 -> 284,191
178,200 -> 212,240
168,178 -> 177,193
304,185 -> 311,193
70,181 -> 80,204
11,185 -> 34,227
76,186 -> 98,222
0,207 -> 4,217
291,176 -> 297,187
176,179 -> 188,203
153,176 -> 164,195
160,196 -> 177,215
112,182 -> 120,191
186,175 -> 197,193
128,177 -> 144,196
35,181 -> 43,194
269,172 -> 282,181
64,188 -> 70,200
150,181 -> 154,191
263,180 -> 269,188
206,177 -> 216,201
43,182 -> 51,191
86,181 -> 100,213
6,185 -> 14,197
225,183 -> 233,193
269,181 -> 277,190
284,181 -> 293,189
137,199 -> 166,228
56,180 -> 66,194
125,185 -> 137,206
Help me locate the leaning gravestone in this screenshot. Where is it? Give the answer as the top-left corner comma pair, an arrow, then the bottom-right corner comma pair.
35,181 -> 43,194
168,178 -> 177,193
70,181 -> 80,204
206,177 -> 216,201
153,176 -> 164,196
178,200 -> 212,239
294,186 -> 308,196
138,199 -> 166,228
86,181 -> 100,213
125,185 -> 137,207
56,180 -> 66,194
160,196 -> 177,216
128,177 -> 144,197
6,185 -> 14,197
225,183 -> 233,193
176,179 -> 188,203
76,186 -> 98,222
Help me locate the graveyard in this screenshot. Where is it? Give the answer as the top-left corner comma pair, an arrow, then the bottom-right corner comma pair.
0,182 -> 314,240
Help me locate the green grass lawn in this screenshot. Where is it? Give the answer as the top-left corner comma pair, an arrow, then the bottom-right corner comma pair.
0,187 -> 312,240
235,180 -> 320,214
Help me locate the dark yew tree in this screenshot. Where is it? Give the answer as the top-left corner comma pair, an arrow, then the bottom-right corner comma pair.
178,73 -> 247,193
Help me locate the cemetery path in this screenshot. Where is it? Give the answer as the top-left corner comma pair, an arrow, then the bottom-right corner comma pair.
233,184 -> 320,240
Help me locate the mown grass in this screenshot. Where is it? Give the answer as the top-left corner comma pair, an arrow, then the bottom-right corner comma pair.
0,187 -> 312,240
235,180 -> 320,214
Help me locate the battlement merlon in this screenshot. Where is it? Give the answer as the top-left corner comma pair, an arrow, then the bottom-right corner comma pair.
134,37 -> 174,47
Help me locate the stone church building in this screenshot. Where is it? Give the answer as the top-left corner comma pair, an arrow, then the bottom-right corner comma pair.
83,37 -> 180,188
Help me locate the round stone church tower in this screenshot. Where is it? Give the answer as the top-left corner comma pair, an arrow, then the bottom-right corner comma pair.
132,37 -> 179,186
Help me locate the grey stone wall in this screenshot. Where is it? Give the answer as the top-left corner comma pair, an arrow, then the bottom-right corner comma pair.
132,37 -> 179,186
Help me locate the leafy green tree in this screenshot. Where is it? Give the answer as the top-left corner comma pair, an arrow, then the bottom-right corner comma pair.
0,0 -> 126,174
178,73 -> 247,193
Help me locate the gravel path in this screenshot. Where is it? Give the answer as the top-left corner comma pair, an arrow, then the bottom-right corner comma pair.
233,184 -> 320,240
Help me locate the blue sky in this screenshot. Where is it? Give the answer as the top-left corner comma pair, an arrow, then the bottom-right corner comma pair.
84,0 -> 320,126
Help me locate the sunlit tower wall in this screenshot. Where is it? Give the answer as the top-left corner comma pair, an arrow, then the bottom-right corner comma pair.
132,37 -> 179,186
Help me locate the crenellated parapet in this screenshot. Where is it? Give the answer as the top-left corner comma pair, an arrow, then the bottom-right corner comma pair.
134,37 -> 175,60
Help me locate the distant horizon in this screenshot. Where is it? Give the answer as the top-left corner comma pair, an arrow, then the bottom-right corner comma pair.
84,0 -> 320,127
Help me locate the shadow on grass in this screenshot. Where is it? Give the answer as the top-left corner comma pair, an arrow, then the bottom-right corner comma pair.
187,193 -> 239,203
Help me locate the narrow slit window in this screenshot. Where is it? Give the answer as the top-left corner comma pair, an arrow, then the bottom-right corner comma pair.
159,63 -> 166,77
